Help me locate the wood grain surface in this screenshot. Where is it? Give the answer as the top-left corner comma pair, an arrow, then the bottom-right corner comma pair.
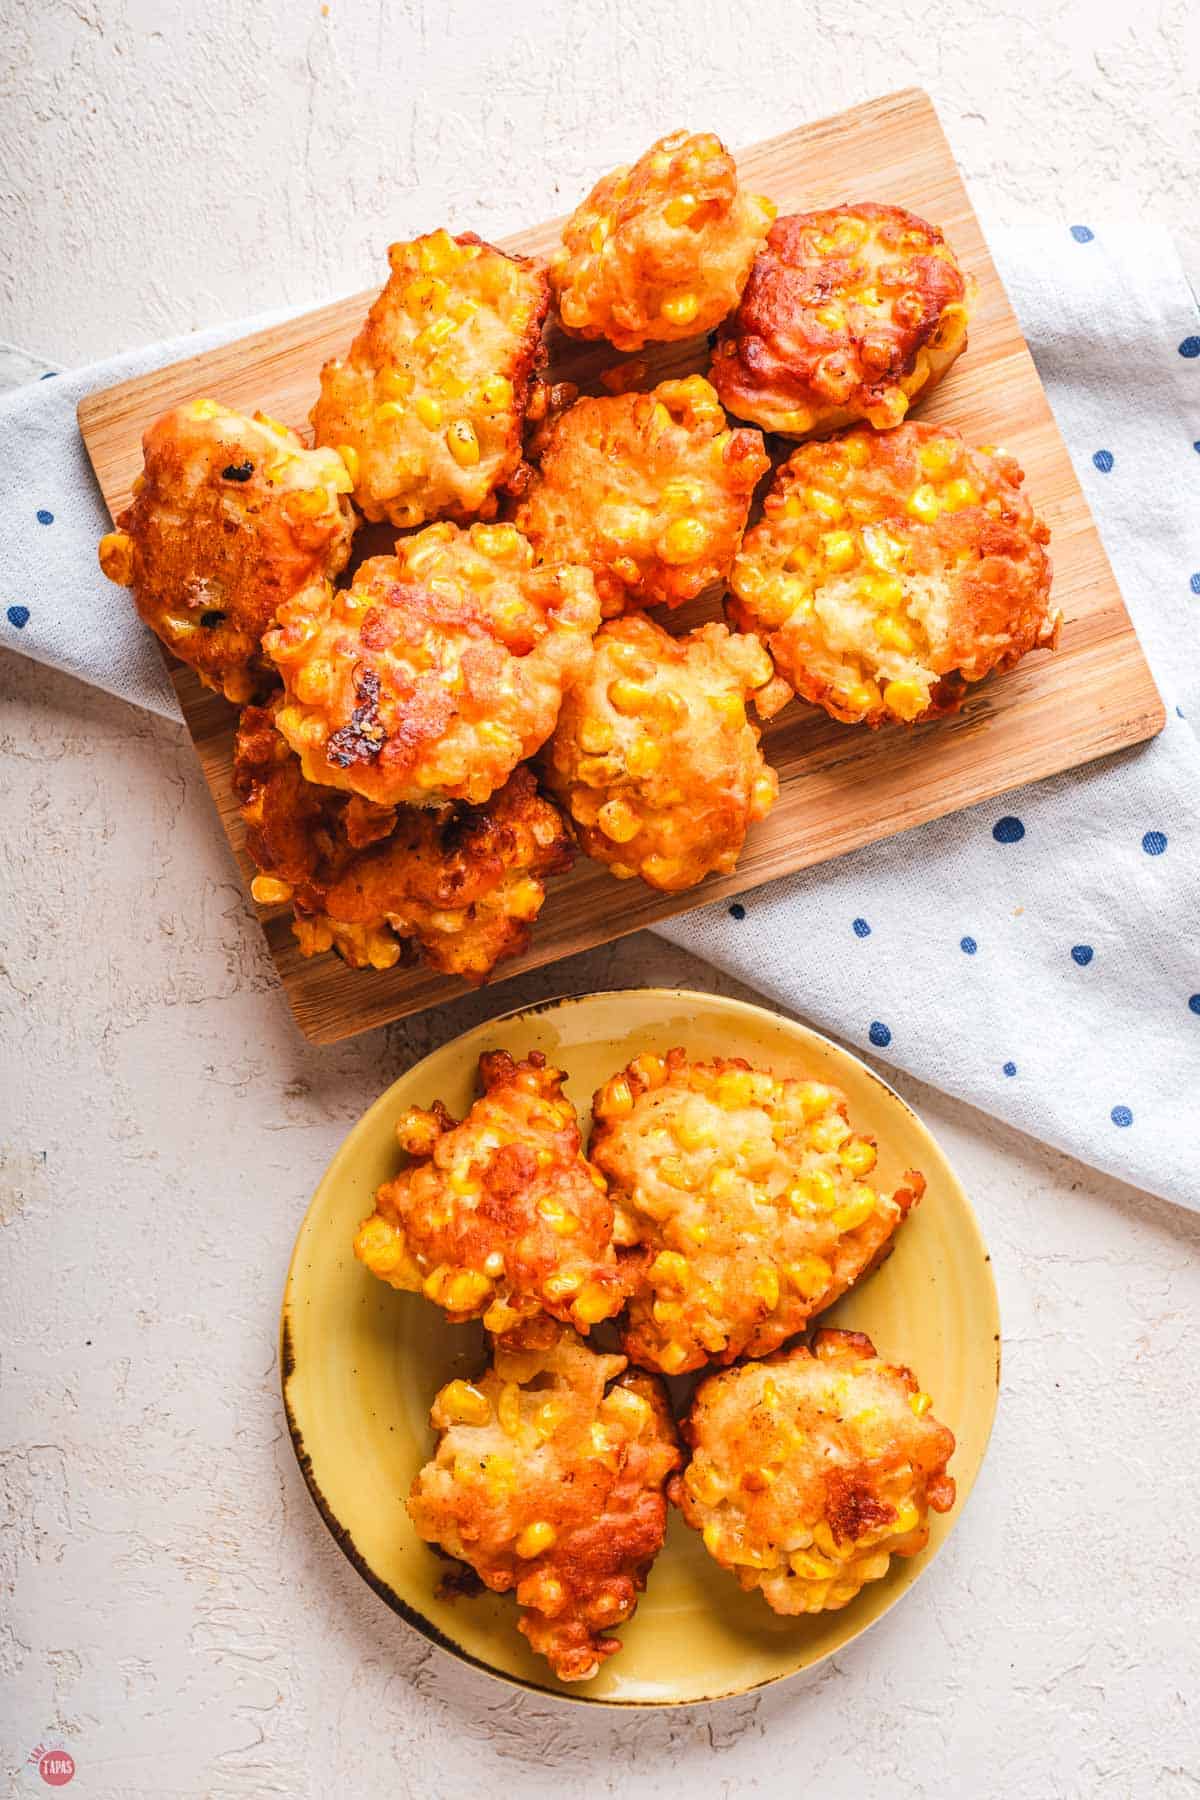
77,88 -> 1164,1044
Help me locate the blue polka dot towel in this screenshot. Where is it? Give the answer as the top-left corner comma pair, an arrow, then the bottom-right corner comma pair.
1,229 -> 1197,1208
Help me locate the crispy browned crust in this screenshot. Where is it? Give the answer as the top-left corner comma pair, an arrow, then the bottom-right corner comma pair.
353,1051 -> 626,1334
310,230 -> 549,528
262,521 -> 600,808
541,614 -> 778,891
514,375 -> 769,616
233,706 -> 573,981
408,1320 -> 681,1683
710,203 -> 972,438
728,421 -> 1057,727
589,1049 -> 922,1376
99,401 -> 356,702
671,1328 -> 956,1616
549,129 -> 775,352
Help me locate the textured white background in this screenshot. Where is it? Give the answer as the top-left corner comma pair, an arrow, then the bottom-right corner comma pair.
3,1 -> 1200,1795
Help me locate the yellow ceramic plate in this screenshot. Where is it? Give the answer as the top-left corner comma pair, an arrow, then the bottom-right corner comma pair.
281,989 -> 999,1706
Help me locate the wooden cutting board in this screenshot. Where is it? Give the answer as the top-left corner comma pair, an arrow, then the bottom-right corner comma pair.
78,87 -> 1164,1045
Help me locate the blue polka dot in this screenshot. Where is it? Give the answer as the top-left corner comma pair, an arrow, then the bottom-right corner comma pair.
868,1021 -> 891,1048
1179,336 -> 1200,359
1188,994 -> 1200,1016
1142,830 -> 1168,856
1177,706 -> 1187,719
1110,1105 -> 1133,1128
1070,944 -> 1094,966
1190,573 -> 1200,595
852,917 -> 871,939
992,815 -> 1025,844
6,606 -> 30,630
35,509 -> 54,526
1002,1061 -> 1017,1078
1092,449 -> 1114,473
960,936 -> 977,955
1069,225 -> 1094,243
1194,442 -> 1200,455
39,370 -> 57,380
728,903 -> 746,921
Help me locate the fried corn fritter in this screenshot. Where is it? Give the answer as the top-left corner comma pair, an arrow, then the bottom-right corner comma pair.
728,423 -> 1057,727
549,129 -> 776,352
541,615 -> 779,891
97,400 -> 355,703
673,1330 -> 956,1615
589,1051 -> 924,1375
310,230 -> 549,528
514,375 -> 769,616
409,1317 -> 680,1682
263,521 -> 600,808
710,203 -> 972,438
354,1050 -> 625,1334
233,707 -> 572,980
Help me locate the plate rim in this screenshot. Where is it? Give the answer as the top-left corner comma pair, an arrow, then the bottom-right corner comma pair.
280,985 -> 1001,1708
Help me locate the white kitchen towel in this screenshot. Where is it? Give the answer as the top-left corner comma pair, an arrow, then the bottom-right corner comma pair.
3,227 -> 1198,1208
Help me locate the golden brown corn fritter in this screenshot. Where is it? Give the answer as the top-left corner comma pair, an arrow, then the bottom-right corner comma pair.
97,399 -> 356,703
354,1051 -> 626,1334
542,615 -> 779,891
233,706 -> 573,981
549,129 -> 775,351
515,374 -> 769,617
590,1050 -> 924,1375
311,230 -> 549,528
711,202 -> 972,438
729,422 -> 1057,727
263,521 -> 600,809
409,1316 -> 680,1682
674,1329 -> 956,1615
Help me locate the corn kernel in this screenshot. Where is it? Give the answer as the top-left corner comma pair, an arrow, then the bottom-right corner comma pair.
333,443 -> 360,484
543,1269 -> 583,1303
917,439 -> 955,477
790,1548 -> 837,1580
374,400 -> 406,424
806,488 -> 844,521
436,1379 -> 491,1427
883,677 -> 927,721
785,1254 -> 832,1300
573,1281 -> 614,1325
675,1105 -> 717,1151
608,677 -> 650,715
709,1165 -> 738,1200
833,1185 -> 878,1233
686,1461 -> 726,1506
661,290 -> 700,325
751,1264 -> 780,1310
906,484 -> 940,523
658,1341 -> 691,1374
446,420 -> 480,467
480,374 -> 513,410
652,1298 -> 684,1326
820,529 -> 857,571
660,517 -> 709,564
497,1381 -> 522,1437
379,367 -> 415,400
421,1265 -> 451,1302
942,478 -> 979,512
414,394 -> 443,428
808,1169 -> 837,1211
598,799 -> 641,844
598,1076 -> 634,1119
630,1051 -> 666,1087
663,194 -> 696,228
910,1391 -> 933,1418
650,1249 -> 691,1290
483,1250 -> 505,1277
514,1520 -> 558,1559
483,1298 -> 521,1334
715,1069 -> 754,1109
443,1269 -> 492,1313
894,1499 -> 921,1533
875,615 -> 916,654
98,530 -> 134,586
839,1138 -> 878,1176
625,738 -> 662,779
250,874 -> 294,906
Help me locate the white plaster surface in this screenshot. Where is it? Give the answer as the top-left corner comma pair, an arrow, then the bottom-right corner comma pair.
3,2 -> 1200,1794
